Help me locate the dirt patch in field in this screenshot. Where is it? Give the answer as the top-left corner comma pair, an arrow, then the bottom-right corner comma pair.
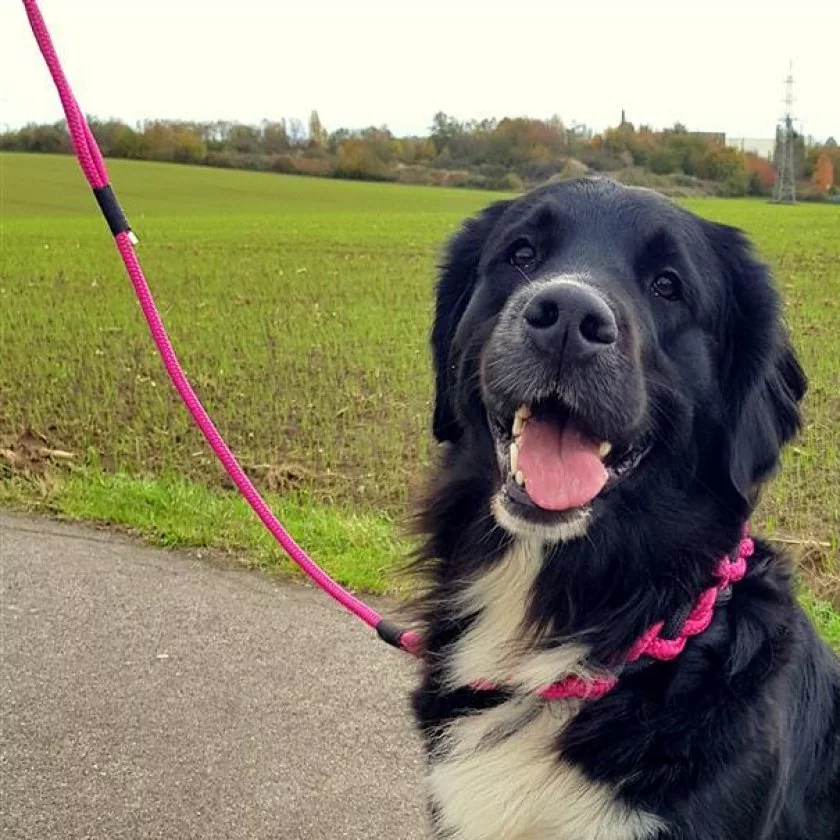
0,428 -> 75,477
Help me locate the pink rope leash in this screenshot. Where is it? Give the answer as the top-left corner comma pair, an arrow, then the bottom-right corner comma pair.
21,0 -> 421,658
21,0 -> 750,694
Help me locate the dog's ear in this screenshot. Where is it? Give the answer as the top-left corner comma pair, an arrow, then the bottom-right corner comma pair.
710,223 -> 807,505
432,200 -> 510,442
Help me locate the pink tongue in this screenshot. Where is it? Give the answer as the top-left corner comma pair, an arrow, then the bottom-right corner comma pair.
517,420 -> 608,511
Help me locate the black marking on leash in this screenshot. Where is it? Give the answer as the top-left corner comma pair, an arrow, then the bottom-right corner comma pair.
92,185 -> 132,237
376,618 -> 407,650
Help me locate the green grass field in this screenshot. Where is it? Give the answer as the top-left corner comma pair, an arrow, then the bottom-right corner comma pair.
1,152 -> 838,643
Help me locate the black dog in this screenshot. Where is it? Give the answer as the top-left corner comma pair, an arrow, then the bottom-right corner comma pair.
410,179 -> 840,840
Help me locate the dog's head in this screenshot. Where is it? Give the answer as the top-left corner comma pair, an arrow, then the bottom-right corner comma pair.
432,179 -> 806,542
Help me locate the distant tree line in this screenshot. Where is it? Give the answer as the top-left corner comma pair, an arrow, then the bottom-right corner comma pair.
2,110 -> 837,199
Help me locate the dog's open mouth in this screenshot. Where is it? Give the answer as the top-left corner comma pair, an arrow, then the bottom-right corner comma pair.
492,399 -> 651,521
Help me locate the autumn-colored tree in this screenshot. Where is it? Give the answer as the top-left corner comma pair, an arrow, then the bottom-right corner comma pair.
335,137 -> 389,180
811,153 -> 835,192
640,131 -> 659,164
695,145 -> 743,183
744,154 -> 776,195
823,145 -> 840,188
398,136 -> 436,163
484,118 -> 564,166
602,122 -> 637,156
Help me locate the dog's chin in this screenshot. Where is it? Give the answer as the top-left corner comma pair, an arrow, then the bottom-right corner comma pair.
487,397 -> 652,544
491,493 -> 592,543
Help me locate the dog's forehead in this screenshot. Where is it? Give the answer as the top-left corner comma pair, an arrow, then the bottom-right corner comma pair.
490,179 -> 698,249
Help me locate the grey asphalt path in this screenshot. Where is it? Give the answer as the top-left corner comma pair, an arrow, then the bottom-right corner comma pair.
0,513 -> 430,839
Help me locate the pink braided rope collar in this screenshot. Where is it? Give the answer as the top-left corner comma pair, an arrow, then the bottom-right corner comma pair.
514,535 -> 753,702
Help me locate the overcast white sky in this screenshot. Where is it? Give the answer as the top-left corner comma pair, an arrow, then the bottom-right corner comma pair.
2,0 -> 838,141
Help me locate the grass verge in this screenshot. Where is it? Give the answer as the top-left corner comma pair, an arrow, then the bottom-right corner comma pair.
0,467 -> 409,596
1,467 -> 837,650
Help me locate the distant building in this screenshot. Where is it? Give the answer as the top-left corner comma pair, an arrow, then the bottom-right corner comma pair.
618,114 -> 724,146
659,125 -> 726,146
727,137 -> 776,160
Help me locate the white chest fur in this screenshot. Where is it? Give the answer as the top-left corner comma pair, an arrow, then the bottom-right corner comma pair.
428,540 -> 663,840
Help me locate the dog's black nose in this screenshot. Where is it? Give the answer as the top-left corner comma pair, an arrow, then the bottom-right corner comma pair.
523,283 -> 617,360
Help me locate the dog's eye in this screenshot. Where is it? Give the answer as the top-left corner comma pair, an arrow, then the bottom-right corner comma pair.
509,241 -> 536,269
651,270 -> 682,301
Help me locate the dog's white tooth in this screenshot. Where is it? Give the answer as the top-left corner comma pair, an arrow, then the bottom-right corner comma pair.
599,441 -> 613,459
513,404 -> 531,437
514,470 -> 525,486
510,441 -> 519,474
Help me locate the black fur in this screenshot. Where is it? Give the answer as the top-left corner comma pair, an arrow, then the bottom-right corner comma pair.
411,179 -> 840,839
